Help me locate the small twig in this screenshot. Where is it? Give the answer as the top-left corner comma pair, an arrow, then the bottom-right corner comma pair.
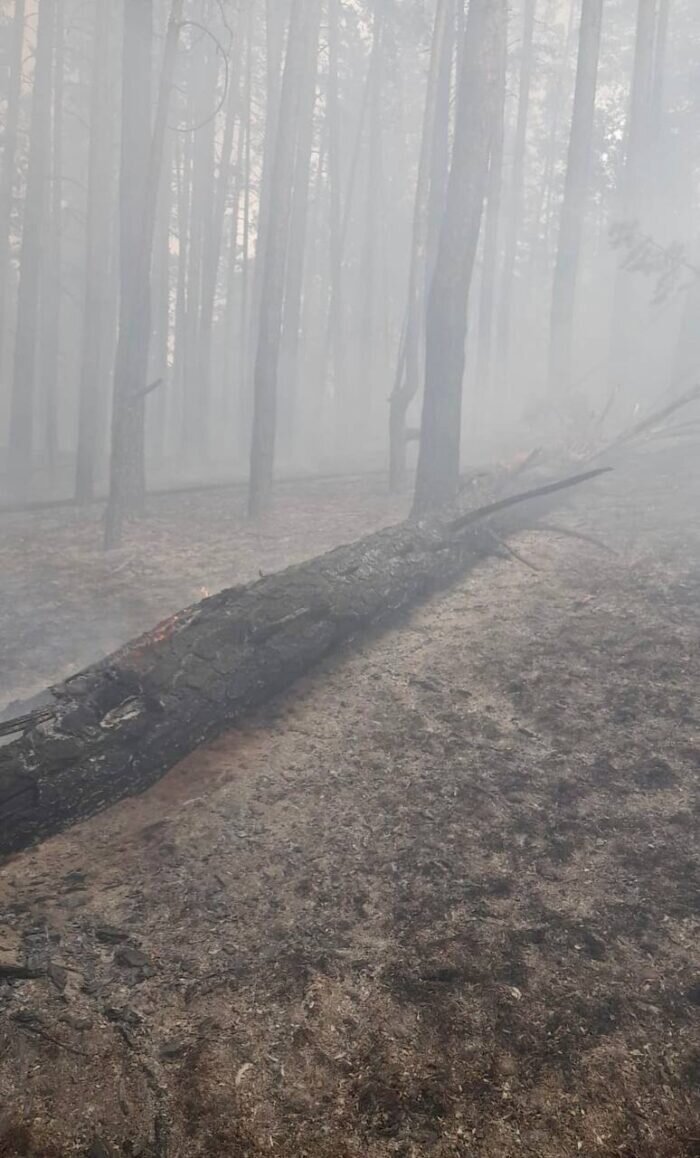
487,530 -> 540,573
134,377 -> 165,401
16,1024 -> 91,1058
533,523 -> 618,555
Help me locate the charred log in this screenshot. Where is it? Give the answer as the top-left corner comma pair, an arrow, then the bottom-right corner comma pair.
0,467 -> 609,859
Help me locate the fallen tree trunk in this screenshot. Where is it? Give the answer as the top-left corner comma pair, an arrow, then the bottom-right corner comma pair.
0,467 -> 609,859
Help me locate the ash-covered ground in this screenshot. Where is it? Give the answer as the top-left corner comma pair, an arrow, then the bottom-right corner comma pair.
0,443 -> 698,1157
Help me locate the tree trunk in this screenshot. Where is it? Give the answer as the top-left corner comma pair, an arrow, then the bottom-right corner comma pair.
325,9 -> 377,448
244,0 -> 287,443
389,0 -> 452,492
199,24 -> 242,457
279,15 -> 320,463
496,0 -> 537,387
425,0 -> 456,286
607,0 -> 658,408
104,0 -> 184,547
247,0 -> 323,519
148,132 -> 174,468
75,0 -> 112,502
171,131 -> 192,457
237,5 -> 254,444
8,0 -> 55,500
547,0 -> 604,396
529,0 -> 578,281
324,0 -> 345,443
103,0 -> 154,547
41,0 -> 65,475
355,0 -> 386,455
0,0 -> 26,390
413,0 -> 505,516
180,34 -> 218,462
475,1 -> 508,398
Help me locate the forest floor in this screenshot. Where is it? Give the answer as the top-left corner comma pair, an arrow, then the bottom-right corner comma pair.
0,444 -> 699,1157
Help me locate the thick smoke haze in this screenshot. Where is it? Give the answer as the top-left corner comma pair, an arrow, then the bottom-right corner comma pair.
0,0 -> 697,522
1,4 -> 700,1154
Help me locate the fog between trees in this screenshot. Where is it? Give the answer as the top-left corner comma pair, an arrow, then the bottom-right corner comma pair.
0,0 -> 697,541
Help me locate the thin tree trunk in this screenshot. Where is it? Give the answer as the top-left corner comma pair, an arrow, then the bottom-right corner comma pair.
104,0 -> 184,547
649,0 -> 670,214
180,43 -> 215,461
199,23 -> 242,456
103,0 -> 154,547
356,0 -> 385,453
247,0 -> 322,518
620,0 -> 657,214
389,0 -> 452,492
8,0 -> 55,499
325,10 -> 377,443
75,0 -> 112,502
41,0 -> 65,476
496,0 -> 537,386
474,0 -> 507,404
425,0 -> 456,286
148,132 -> 174,468
324,0 -> 345,435
237,5 -> 254,442
529,0 -> 578,280
0,0 -> 26,390
171,132 -> 192,459
279,16 -> 320,462
244,0 -> 287,442
547,0 -> 604,396
607,0 -> 658,405
413,0 -> 505,516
